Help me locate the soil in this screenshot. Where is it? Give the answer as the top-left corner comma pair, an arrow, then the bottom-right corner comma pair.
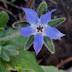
0,0 -> 72,72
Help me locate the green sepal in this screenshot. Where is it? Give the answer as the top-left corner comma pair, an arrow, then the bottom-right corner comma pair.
1,50 -> 10,61
0,11 -> 9,28
12,18 -> 65,29
49,18 -> 66,27
12,21 -> 30,28
44,36 -> 54,53
37,1 -> 47,17
24,35 -> 34,50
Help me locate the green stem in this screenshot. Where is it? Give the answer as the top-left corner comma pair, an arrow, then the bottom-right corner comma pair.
0,31 -> 20,42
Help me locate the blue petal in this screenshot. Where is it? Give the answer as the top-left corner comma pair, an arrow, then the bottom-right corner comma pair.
40,9 -> 56,25
34,34 -> 44,55
45,25 -> 65,39
23,8 -> 39,25
20,26 -> 34,37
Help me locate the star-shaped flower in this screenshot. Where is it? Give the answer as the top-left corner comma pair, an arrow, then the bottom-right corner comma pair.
20,8 -> 65,54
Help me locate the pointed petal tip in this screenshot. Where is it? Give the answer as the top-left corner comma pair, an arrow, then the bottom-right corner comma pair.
22,8 -> 39,25
22,7 -> 27,11
33,44 -> 41,55
35,49 -> 41,55
33,34 -> 44,55
56,33 -> 65,40
51,9 -> 56,12
63,34 -> 65,36
55,33 -> 66,40
45,26 -> 66,40
36,51 -> 39,55
62,33 -> 66,37
60,33 -> 66,37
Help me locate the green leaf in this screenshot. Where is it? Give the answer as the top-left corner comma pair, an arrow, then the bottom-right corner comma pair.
0,59 -> 9,72
48,18 -> 66,27
37,1 -> 47,17
0,35 -> 29,50
44,36 -> 54,53
0,46 -> 2,54
8,50 -> 44,72
8,35 -> 29,50
0,11 -> 9,28
0,28 -> 29,50
41,66 -> 65,72
0,28 -> 17,38
12,21 -> 30,28
1,50 -> 10,61
0,28 -> 29,62
4,45 -> 19,56
24,35 -> 34,50
0,29 -> 20,42
4,28 -> 19,36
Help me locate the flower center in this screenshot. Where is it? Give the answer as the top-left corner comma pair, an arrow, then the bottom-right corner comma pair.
35,25 -> 45,33
37,25 -> 43,32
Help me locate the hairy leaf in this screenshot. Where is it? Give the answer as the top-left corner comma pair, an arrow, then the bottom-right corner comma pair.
44,36 -> 54,53
1,50 -> 10,61
49,18 -> 66,27
24,35 -> 34,50
37,1 -> 47,17
0,11 -> 9,28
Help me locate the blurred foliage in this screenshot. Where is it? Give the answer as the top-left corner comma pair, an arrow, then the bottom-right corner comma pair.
7,50 -> 44,72
0,28 -> 29,61
0,59 -> 9,72
0,11 -> 9,32
0,11 -> 9,28
41,66 -> 65,72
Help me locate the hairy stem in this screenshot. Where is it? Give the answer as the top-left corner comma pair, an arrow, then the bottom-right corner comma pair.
0,31 -> 20,42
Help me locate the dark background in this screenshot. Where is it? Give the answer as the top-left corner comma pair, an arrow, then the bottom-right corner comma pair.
0,0 -> 72,72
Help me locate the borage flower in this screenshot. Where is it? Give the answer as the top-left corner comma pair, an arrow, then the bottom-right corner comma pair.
20,8 -> 65,55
